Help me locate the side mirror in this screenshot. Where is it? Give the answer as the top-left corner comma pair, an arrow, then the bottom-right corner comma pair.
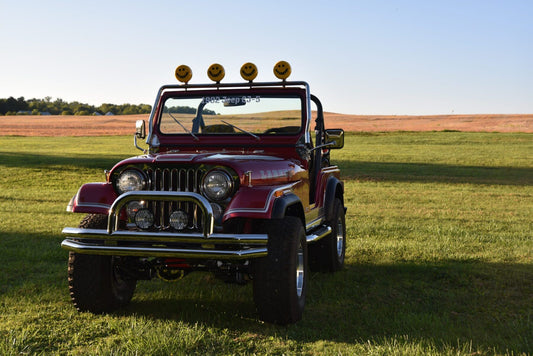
324,129 -> 344,149
134,120 -> 147,152
135,120 -> 146,139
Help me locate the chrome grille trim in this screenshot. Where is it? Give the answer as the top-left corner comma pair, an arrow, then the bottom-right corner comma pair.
143,167 -> 205,231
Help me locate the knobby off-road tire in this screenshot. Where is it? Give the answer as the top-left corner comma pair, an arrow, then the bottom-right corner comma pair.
68,214 -> 136,313
253,216 -> 308,325
309,198 -> 346,272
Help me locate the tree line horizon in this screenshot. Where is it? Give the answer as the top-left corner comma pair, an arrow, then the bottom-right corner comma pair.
0,96 -> 152,116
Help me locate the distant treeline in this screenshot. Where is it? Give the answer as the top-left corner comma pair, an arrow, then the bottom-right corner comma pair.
164,106 -> 217,116
0,96 -> 152,116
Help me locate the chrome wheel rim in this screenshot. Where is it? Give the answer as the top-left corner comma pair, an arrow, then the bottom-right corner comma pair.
336,217 -> 344,260
296,241 -> 304,298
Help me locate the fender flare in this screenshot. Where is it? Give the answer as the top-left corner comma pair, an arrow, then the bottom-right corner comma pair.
271,193 -> 305,224
67,182 -> 117,215
324,176 -> 344,222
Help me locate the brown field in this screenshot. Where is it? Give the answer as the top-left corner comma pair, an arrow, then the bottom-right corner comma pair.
1,113 -> 532,136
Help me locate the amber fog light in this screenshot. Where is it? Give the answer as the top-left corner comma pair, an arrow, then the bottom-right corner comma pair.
135,208 -> 154,229
169,210 -> 188,230
126,200 -> 145,219
210,203 -> 224,225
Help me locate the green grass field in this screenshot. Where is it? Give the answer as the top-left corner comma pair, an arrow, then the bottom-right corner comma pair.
0,132 -> 532,355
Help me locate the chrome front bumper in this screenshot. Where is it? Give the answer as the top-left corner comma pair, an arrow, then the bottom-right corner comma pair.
61,191 -> 268,260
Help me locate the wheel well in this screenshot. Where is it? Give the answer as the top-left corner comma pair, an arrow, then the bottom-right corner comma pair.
272,193 -> 305,226
325,177 -> 344,221
335,184 -> 344,205
285,202 -> 305,226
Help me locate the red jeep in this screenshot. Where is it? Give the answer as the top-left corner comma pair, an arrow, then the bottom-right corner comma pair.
62,63 -> 346,324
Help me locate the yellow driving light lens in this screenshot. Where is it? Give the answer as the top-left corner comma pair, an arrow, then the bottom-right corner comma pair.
175,65 -> 192,83
207,63 -> 225,83
273,60 -> 291,80
240,62 -> 258,81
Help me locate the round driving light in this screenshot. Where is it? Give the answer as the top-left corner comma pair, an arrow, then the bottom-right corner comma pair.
116,169 -> 146,194
169,210 -> 188,230
202,170 -> 233,201
273,60 -> 291,80
126,200 -> 145,219
134,208 -> 154,229
240,62 -> 258,82
175,64 -> 192,84
207,63 -> 225,83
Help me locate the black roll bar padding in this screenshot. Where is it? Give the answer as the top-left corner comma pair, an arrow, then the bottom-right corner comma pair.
310,94 -> 325,139
310,94 -> 324,204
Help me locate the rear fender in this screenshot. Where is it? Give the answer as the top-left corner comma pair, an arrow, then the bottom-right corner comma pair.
324,177 -> 344,221
67,183 -> 117,214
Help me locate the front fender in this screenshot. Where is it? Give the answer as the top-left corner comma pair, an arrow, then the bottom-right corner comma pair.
271,193 -> 303,220
67,182 -> 117,215
223,184 -> 298,221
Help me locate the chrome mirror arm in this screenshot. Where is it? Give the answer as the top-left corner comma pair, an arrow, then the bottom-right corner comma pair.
133,134 -> 146,153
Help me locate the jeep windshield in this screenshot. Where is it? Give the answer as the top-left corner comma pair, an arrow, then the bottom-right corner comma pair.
158,94 -> 303,136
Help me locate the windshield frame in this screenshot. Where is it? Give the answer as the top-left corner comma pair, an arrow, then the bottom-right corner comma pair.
148,83 -> 311,150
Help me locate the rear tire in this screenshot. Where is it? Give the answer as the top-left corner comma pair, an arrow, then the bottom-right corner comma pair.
253,216 -> 308,325
309,198 -> 346,272
68,214 -> 136,313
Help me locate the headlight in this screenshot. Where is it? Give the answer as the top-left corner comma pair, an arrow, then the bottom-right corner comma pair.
116,169 -> 147,194
201,170 -> 233,201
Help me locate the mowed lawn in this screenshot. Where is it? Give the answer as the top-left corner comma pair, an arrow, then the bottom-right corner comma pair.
0,132 -> 531,355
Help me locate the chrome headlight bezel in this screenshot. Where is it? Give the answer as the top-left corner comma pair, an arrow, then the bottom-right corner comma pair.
115,169 -> 147,195
201,170 -> 234,202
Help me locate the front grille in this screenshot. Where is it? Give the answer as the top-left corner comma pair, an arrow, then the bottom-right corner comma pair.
146,168 -> 204,193
144,167 -> 205,231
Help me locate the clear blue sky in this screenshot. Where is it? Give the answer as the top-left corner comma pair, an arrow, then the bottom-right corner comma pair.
1,0 -> 531,115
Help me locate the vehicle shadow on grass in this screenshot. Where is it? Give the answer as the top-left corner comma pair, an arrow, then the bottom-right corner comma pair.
336,160 -> 533,186
2,151 -> 531,186
5,232 -> 526,353
301,261 -> 532,351
123,261 -> 533,354
0,232 -> 66,294
0,151 -> 128,170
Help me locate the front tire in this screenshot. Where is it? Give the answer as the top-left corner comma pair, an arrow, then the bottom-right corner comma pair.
68,214 -> 136,313
252,216 -> 308,325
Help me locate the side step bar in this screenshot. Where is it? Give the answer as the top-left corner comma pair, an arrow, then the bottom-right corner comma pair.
306,225 -> 332,243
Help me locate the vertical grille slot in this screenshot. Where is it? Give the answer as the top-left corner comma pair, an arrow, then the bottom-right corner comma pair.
143,167 -> 204,231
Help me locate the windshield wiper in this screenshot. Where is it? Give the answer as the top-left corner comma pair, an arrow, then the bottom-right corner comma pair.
168,112 -> 198,141
221,120 -> 260,141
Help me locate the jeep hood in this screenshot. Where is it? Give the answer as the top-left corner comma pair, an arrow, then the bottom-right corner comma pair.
112,152 -> 307,185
